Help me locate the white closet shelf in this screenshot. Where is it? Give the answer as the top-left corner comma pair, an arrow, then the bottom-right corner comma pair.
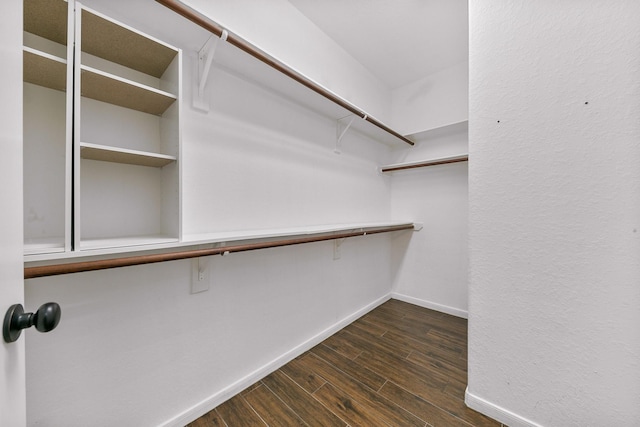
80,65 -> 177,115
24,237 -> 66,256
380,154 -> 469,173
24,0 -> 68,46
155,0 -> 413,148
212,40 -> 412,148
81,7 -> 178,78
23,47 -> 67,91
407,120 -> 469,140
80,142 -> 176,167
24,221 -> 417,269
79,235 -> 179,251
181,222 -> 416,245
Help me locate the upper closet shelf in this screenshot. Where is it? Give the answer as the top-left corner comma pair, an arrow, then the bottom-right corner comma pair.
407,120 -> 469,140
80,7 -> 178,78
24,0 -> 68,46
156,0 -> 414,148
23,47 -> 67,91
80,65 -> 177,115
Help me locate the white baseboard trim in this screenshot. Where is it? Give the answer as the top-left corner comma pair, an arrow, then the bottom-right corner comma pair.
160,293 -> 392,427
465,388 -> 543,427
391,292 -> 468,319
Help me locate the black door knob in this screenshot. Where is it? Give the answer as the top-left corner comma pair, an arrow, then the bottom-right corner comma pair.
3,302 -> 61,343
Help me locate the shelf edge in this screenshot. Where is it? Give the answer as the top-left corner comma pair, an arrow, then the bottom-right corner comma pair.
380,154 -> 469,173
80,64 -> 177,98
24,222 -> 416,277
80,142 -> 177,167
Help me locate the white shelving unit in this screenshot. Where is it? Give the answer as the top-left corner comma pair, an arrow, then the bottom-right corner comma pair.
23,0 -> 73,255
74,3 -> 182,251
22,0 -> 182,258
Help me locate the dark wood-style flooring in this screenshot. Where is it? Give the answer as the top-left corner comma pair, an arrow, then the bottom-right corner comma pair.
188,299 -> 500,427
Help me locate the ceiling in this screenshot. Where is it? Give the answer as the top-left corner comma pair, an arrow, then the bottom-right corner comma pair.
287,0 -> 468,90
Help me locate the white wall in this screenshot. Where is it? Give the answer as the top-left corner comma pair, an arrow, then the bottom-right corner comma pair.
391,60 -> 468,135
24,2 -> 398,426
467,1 -> 640,426
390,123 -> 468,318
387,56 -> 469,317
26,236 -> 392,426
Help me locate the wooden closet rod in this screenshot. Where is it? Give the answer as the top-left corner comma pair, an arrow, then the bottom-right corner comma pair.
381,155 -> 468,173
24,224 -> 414,279
155,0 -> 414,147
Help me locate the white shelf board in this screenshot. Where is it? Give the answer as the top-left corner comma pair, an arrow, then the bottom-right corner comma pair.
23,47 -> 67,91
182,221 -> 416,245
80,142 -> 176,167
213,41 -> 411,147
80,64 -> 177,115
24,221 -> 416,265
380,154 -> 469,173
407,120 -> 469,141
80,7 -> 178,78
79,235 -> 179,251
24,0 -> 69,46
24,237 -> 66,256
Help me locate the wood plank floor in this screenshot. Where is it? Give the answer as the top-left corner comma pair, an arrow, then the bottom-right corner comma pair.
187,299 -> 501,427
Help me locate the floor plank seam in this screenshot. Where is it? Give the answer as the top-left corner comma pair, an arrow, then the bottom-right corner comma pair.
240,388 -> 270,426
260,379 -> 312,427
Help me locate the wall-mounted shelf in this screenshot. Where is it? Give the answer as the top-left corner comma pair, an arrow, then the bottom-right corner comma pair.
79,235 -> 180,252
80,65 -> 177,115
380,154 -> 469,173
23,47 -> 67,91
80,7 -> 178,78
80,142 -> 177,167
24,0 -> 68,46
407,120 -> 469,141
24,238 -> 66,256
157,0 -> 414,148
24,222 -> 416,278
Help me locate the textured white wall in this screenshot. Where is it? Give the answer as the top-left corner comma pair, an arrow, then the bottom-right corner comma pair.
468,1 -> 640,426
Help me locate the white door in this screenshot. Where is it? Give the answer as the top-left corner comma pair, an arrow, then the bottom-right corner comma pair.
0,1 -> 27,426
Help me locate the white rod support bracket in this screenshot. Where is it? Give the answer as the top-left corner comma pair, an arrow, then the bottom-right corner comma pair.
335,115 -> 357,154
193,30 -> 228,112
191,257 -> 210,294
333,238 -> 346,260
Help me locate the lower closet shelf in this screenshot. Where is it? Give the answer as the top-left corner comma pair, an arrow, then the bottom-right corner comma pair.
80,142 -> 177,167
24,221 -> 417,279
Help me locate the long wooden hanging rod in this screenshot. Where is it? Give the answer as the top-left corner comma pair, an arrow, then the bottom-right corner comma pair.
24,224 -> 414,279
155,0 -> 414,147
